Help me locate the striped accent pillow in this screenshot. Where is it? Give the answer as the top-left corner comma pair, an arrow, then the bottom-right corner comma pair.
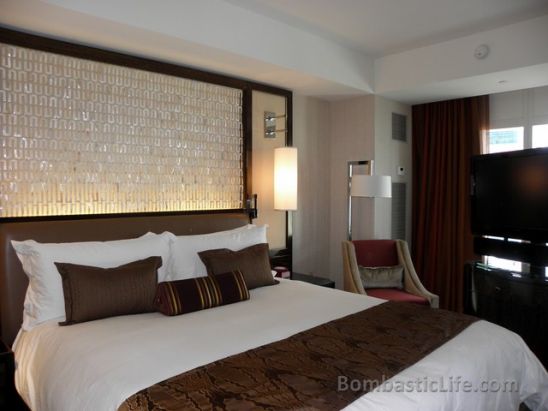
154,270 -> 249,316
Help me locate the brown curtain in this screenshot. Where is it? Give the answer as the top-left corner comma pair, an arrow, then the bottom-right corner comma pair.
412,95 -> 489,312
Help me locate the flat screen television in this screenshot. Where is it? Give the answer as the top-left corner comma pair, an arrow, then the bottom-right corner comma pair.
471,147 -> 548,244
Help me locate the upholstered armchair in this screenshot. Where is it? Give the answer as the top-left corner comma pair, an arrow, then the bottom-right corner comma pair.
342,239 -> 439,308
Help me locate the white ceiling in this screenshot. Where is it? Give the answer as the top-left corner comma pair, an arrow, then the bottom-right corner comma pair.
225,0 -> 548,56
1,0 -> 548,103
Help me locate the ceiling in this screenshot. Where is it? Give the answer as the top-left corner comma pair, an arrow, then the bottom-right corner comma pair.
225,0 -> 548,56
1,0 -> 548,103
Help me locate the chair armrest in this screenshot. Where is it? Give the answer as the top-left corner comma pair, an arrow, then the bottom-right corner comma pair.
342,241 -> 366,295
396,240 -> 439,308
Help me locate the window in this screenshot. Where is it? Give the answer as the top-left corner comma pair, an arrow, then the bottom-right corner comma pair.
484,256 -> 523,272
532,124 -> 548,148
487,127 -> 524,153
545,243 -> 548,278
482,236 -> 523,273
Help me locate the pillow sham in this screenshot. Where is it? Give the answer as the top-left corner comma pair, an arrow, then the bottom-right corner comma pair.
358,265 -> 404,289
154,270 -> 249,316
168,224 -> 267,281
11,232 -> 172,330
55,256 -> 162,325
198,243 -> 277,290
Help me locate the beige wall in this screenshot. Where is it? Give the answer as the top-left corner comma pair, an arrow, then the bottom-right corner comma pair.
373,96 -> 413,243
251,91 -> 287,249
291,94 -> 412,288
292,95 -> 331,278
328,96 -> 376,286
254,91 -> 412,287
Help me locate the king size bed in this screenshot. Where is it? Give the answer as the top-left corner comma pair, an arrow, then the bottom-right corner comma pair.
1,213 -> 547,411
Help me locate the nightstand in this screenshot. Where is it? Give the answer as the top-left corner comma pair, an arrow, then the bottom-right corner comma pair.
0,339 -> 27,410
292,272 -> 335,288
269,248 -> 292,271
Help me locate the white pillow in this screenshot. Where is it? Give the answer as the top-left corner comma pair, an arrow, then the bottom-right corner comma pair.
168,224 -> 267,281
12,232 -> 173,330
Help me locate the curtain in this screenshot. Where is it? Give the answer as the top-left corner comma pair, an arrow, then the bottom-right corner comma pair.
412,95 -> 489,312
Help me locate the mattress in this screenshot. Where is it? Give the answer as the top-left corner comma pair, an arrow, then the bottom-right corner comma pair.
14,279 -> 548,411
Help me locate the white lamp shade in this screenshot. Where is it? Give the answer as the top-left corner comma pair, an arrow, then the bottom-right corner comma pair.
274,147 -> 298,210
350,174 -> 392,198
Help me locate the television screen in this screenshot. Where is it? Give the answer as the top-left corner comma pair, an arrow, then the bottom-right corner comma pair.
471,148 -> 548,243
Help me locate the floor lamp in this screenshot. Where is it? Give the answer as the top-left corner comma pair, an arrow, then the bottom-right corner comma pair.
347,160 -> 392,240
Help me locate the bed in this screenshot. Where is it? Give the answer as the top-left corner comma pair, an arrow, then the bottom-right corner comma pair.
1,213 -> 547,411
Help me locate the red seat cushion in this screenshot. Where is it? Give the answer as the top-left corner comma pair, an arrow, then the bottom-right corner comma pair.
366,288 -> 429,306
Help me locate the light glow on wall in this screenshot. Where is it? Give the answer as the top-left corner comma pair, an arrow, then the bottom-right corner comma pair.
0,43 -> 244,217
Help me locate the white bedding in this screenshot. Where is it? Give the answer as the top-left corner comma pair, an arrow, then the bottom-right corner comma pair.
14,279 -> 548,411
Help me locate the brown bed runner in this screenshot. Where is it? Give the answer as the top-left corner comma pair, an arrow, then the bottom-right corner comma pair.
119,301 -> 477,411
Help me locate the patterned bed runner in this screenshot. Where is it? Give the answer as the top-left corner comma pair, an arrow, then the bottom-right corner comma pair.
119,301 -> 477,411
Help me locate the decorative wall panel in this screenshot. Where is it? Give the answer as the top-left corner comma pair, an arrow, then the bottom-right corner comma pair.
0,43 -> 243,218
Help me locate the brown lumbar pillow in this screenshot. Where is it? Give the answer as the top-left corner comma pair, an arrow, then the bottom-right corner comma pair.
154,270 -> 250,316
54,256 -> 162,325
198,243 -> 277,290
358,265 -> 404,289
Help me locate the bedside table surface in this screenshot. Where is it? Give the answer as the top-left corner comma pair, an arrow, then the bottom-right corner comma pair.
292,272 -> 335,288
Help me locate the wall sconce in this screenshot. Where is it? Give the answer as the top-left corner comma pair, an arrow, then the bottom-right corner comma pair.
265,111 -> 287,138
274,147 -> 298,211
245,194 -> 258,223
348,160 -> 391,240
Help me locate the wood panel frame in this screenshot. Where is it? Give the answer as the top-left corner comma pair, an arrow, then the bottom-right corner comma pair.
0,27 -> 293,225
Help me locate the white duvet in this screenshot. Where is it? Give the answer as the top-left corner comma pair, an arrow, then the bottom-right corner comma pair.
14,279 -> 548,411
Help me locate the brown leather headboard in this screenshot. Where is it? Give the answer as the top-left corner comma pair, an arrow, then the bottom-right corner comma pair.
0,212 -> 249,345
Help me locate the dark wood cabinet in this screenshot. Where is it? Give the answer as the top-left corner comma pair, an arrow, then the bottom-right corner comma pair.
1,339 -> 16,409
0,340 -> 28,410
465,262 -> 548,366
292,272 -> 335,288
269,248 -> 292,271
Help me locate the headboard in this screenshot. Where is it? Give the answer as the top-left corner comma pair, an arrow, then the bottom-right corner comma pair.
0,212 -> 249,345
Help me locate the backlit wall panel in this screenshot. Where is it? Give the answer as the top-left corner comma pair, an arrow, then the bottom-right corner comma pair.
0,43 -> 243,217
